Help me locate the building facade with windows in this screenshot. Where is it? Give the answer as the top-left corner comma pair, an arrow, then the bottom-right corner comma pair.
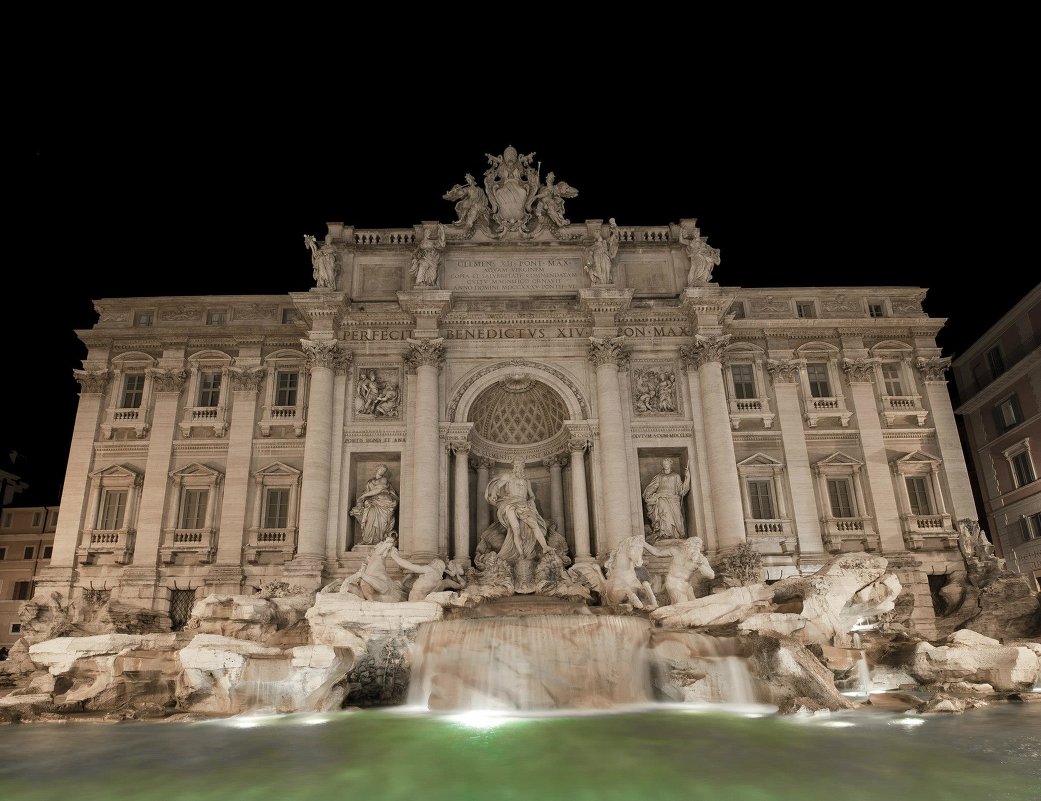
1,506 -> 56,650
33,149 -> 980,637
954,283 -> 1041,591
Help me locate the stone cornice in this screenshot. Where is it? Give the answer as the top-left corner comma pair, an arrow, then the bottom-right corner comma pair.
955,348 -> 1041,414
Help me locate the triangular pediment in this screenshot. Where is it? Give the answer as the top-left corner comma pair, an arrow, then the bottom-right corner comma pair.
738,452 -> 784,467
89,463 -> 141,480
894,450 -> 941,465
169,462 -> 223,479
253,461 -> 302,478
815,452 -> 863,468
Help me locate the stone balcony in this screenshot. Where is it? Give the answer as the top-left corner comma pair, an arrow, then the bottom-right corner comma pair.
159,528 -> 217,564
100,407 -> 150,439
803,396 -> 852,428
880,394 -> 929,427
179,405 -> 228,439
259,405 -> 306,437
821,517 -> 880,553
728,397 -> 775,429
76,528 -> 135,565
901,514 -> 958,551
744,519 -> 796,554
245,527 -> 297,564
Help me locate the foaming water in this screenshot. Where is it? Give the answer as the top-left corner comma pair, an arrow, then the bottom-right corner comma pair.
409,614 -> 652,710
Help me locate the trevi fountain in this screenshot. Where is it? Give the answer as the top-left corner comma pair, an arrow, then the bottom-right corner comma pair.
2,147 -> 1039,800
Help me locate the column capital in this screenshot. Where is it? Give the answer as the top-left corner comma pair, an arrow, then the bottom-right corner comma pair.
765,358 -> 802,383
73,369 -> 111,394
841,357 -> 879,384
588,336 -> 630,369
915,356 -> 951,382
227,366 -> 266,392
405,337 -> 446,372
543,455 -> 566,469
679,334 -> 731,370
569,435 -> 591,454
302,339 -> 351,372
146,367 -> 188,393
451,440 -> 471,456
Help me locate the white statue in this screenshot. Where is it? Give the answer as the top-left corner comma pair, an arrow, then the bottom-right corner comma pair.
529,171 -> 579,229
304,234 -> 338,289
603,534 -> 664,609
484,459 -> 552,564
388,552 -> 464,602
341,537 -> 405,602
443,173 -> 490,234
408,224 -> 446,288
660,537 -> 714,604
355,370 -> 400,418
350,464 -> 398,546
633,369 -> 678,414
679,224 -> 720,286
584,218 -> 619,285
484,146 -> 538,233
642,458 -> 691,542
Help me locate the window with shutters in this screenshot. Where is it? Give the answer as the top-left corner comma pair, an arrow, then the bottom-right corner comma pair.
881,363 -> 904,396
264,488 -> 290,529
985,346 -> 1005,379
121,373 -> 145,409
730,364 -> 756,400
806,363 -> 832,398
827,479 -> 855,518
905,477 -> 933,515
198,371 -> 222,408
747,480 -> 775,519
993,395 -> 1023,435
1011,451 -> 1036,487
180,489 -> 208,529
275,371 -> 299,407
99,490 -> 128,530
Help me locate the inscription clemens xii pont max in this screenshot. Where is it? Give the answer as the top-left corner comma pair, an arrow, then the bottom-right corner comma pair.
446,257 -> 581,292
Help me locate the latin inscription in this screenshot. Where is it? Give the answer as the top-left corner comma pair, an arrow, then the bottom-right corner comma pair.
446,257 -> 582,293
345,325 -> 691,342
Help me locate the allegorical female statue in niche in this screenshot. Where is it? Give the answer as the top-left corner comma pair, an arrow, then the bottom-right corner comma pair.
642,458 -> 691,542
408,223 -> 446,288
350,464 -> 398,546
584,218 -> 619,284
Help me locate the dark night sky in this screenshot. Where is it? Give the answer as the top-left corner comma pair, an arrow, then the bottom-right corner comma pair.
6,89 -> 1033,505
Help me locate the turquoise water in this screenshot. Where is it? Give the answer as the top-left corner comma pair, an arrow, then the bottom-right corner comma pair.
2,704 -> 1039,801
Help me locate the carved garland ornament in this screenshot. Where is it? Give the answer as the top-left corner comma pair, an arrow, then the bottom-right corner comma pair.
915,356 -> 951,382
678,334 -> 731,369
588,336 -> 630,369
73,369 -> 111,394
147,368 -> 188,393
841,357 -> 878,384
405,338 -> 446,371
446,360 -> 591,421
228,367 -> 266,392
765,359 -> 801,384
302,340 -> 352,373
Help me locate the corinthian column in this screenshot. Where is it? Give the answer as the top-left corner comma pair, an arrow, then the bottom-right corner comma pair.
568,437 -> 592,561
474,457 -> 492,529
291,340 -> 350,584
589,336 -> 635,552
452,442 -> 471,565
544,455 -> 566,536
407,338 -> 445,561
680,336 -> 745,551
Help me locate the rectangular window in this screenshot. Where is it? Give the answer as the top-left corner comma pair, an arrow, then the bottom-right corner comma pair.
198,372 -> 222,408
10,623 -> 22,634
880,363 -> 904,396
281,308 -> 295,325
99,490 -> 128,530
1011,451 -> 1036,487
993,395 -> 1023,434
730,364 -> 756,400
13,581 -> 32,601
868,302 -> 885,318
274,371 -> 299,407
985,346 -> 1005,378
43,546 -> 53,559
730,301 -> 746,320
264,488 -> 290,529
23,546 -> 34,560
180,489 -> 208,529
905,477 -> 933,515
806,363 -> 832,398
31,512 -> 41,527
121,374 -> 145,408
1022,513 -> 1041,541
0,547 -> 6,560
134,311 -> 153,327
827,478 -> 855,518
796,301 -> 816,319
207,310 -> 226,325
747,480 -> 775,519
2,513 -> 11,527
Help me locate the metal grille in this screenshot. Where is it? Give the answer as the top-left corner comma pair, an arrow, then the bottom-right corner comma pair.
82,589 -> 111,609
169,589 -> 196,631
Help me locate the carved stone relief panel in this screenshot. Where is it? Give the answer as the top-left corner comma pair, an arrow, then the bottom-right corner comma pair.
353,365 -> 404,420
630,363 -> 680,416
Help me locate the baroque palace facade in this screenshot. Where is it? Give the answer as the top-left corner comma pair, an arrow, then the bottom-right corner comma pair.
37,147 -> 975,635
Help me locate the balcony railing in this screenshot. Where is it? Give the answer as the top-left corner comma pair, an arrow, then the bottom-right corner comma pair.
77,528 -> 135,564
101,407 -> 149,439
744,519 -> 796,554
180,406 -> 228,438
803,396 -> 852,428
728,397 -> 775,429
881,395 -> 928,427
160,528 -> 216,563
900,513 -> 957,551
821,517 -> 879,553
245,527 -> 297,563
259,405 -> 306,437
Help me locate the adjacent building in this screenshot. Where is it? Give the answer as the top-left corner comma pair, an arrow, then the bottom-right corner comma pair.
1,506 -> 56,650
32,148 -> 982,637
954,283 -> 1041,591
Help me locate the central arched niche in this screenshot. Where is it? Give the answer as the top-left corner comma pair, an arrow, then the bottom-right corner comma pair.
468,374 -> 568,446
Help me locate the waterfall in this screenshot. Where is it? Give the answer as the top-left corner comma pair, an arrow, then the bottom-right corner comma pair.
409,615 -> 653,711
651,631 -> 757,705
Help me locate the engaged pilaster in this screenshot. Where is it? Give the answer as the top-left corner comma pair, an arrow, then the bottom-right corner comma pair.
915,356 -> 975,520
